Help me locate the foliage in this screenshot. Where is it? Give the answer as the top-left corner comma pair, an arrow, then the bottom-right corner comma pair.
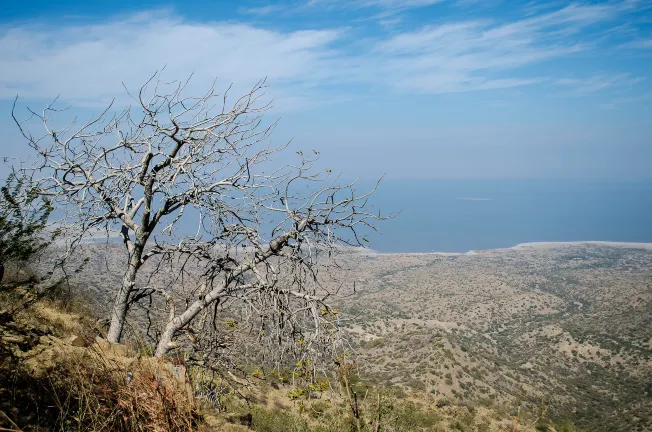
0,174 -> 56,282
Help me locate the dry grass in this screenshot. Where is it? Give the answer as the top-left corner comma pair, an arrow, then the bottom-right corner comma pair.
0,285 -> 203,432
40,352 -> 200,432
0,265 -> 590,432
0,288 -> 547,432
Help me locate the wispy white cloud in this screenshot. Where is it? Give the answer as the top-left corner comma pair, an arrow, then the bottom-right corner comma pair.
455,0 -> 504,10
555,73 -> 645,93
240,5 -> 288,15
368,3 -> 625,93
599,93 -> 652,109
0,12 -> 346,108
0,1 -> 647,107
307,0 -> 443,12
357,0 -> 444,9
620,38 -> 652,48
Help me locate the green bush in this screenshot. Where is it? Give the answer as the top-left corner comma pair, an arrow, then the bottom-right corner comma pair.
251,407 -> 311,432
309,400 -> 332,419
0,174 -> 55,283
391,402 -> 443,431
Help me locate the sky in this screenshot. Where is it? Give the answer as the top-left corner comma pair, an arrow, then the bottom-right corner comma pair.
1,0 -> 651,180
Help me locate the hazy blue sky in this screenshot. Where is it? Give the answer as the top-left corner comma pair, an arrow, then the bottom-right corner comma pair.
1,0 -> 651,179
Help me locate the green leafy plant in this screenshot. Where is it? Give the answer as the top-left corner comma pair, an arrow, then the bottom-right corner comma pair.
0,174 -> 56,283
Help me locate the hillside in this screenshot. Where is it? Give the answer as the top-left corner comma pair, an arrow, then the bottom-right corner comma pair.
332,243 -> 652,432
32,241 -> 652,431
0,284 -> 537,432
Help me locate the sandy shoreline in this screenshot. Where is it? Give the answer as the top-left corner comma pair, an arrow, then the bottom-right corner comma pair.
369,241 -> 652,256
510,241 -> 652,250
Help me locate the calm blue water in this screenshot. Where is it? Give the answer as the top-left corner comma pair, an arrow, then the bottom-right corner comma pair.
362,179 -> 652,253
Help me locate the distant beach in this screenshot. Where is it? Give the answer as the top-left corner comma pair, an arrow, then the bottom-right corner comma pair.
510,241 -> 652,250
368,240 -> 652,256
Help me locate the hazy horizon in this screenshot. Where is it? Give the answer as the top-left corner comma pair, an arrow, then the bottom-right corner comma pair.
1,0 -> 652,181
354,178 -> 652,252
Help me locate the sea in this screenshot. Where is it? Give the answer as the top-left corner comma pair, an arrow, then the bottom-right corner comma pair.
362,179 -> 652,253
71,179 -> 652,254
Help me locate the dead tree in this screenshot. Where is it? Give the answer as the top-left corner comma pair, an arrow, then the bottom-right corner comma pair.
151,172 -> 384,358
13,73 -> 387,355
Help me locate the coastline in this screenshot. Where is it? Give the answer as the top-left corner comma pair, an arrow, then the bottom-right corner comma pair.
510,241 -> 652,250
368,240 -> 652,256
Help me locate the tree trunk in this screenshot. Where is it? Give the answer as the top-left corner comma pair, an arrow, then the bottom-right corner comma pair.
155,319 -> 180,357
155,283 -> 226,357
106,244 -> 143,343
0,263 -> 4,284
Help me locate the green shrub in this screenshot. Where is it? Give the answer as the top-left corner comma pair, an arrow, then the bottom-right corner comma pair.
251,407 -> 310,432
391,402 -> 443,431
309,400 -> 332,419
0,174 -> 56,283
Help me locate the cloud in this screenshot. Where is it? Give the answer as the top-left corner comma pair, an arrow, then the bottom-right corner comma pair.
357,0 -> 444,9
368,3 -> 625,93
555,73 -> 645,93
240,5 -> 288,15
307,0 -> 444,12
599,93 -> 652,109
621,38 -> 652,49
0,11 -> 346,108
0,1 -> 647,107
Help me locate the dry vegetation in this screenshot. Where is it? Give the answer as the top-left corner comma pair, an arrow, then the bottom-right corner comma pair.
1,278 -> 540,432
0,286 -> 201,431
16,242 -> 649,431
331,244 -> 651,432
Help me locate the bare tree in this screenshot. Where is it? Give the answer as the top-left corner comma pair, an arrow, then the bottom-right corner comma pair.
13,73 -> 387,360
151,173 -> 383,358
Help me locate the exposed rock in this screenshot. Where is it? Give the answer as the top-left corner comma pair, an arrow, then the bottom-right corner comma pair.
93,336 -> 135,359
227,412 -> 253,427
67,335 -> 86,347
1,334 -> 25,344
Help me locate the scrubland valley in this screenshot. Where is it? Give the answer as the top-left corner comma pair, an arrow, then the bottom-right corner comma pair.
22,241 -> 649,432
334,243 -> 652,431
